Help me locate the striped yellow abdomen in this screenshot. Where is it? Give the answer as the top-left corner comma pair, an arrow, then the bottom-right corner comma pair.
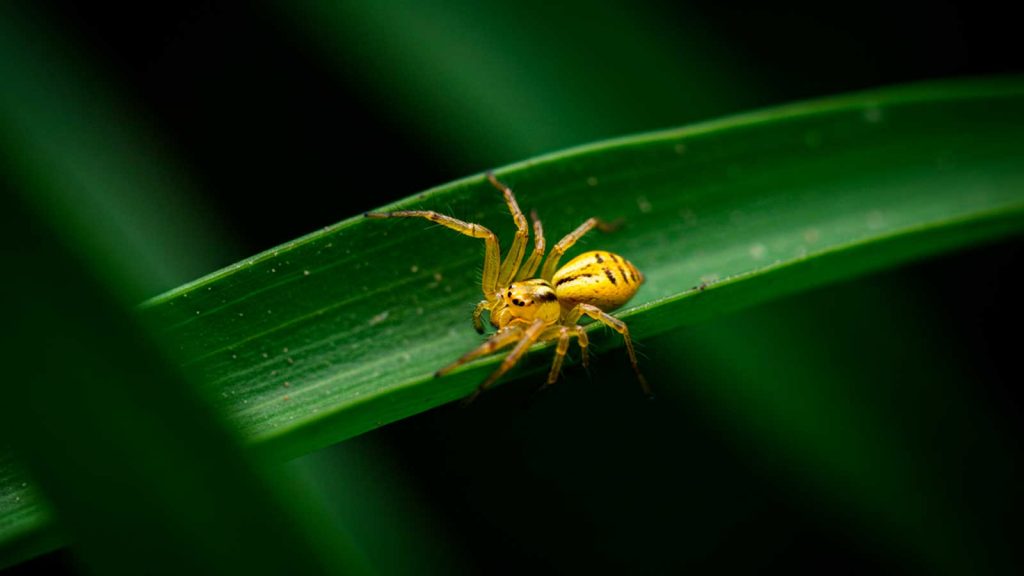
552,250 -> 643,312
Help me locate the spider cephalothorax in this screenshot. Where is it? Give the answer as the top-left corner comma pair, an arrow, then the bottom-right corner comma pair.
489,279 -> 561,328
367,172 -> 648,402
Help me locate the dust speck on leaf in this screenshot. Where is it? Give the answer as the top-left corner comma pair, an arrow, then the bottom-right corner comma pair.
803,228 -> 821,243
749,243 -> 767,260
369,310 -> 390,326
636,196 -> 653,213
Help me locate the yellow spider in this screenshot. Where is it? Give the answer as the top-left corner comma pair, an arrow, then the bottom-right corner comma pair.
367,172 -> 649,402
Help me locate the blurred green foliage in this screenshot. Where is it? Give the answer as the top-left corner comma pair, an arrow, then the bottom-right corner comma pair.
0,4 -> 239,298
1,194 -> 363,575
278,0 -> 754,166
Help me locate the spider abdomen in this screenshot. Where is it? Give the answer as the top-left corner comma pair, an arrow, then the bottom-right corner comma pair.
552,250 -> 644,312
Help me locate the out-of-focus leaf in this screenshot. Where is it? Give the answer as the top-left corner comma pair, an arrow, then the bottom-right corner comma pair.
276,0 -> 754,168
0,2 -> 240,298
0,192 -> 364,573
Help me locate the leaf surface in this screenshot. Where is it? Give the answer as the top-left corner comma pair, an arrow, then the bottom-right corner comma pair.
149,77 -> 1024,461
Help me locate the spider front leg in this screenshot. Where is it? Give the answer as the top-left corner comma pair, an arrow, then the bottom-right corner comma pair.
566,303 -> 650,397
515,210 -> 545,281
487,172 -> 531,287
462,319 -> 548,403
435,325 -> 524,378
365,210 -> 501,296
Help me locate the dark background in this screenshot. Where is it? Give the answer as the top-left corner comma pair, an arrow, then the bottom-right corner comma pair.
5,1 -> 1022,574
30,0 -> 1023,262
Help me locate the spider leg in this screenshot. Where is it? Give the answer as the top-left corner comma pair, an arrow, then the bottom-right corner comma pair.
471,300 -> 491,334
464,319 -> 547,403
544,326 -> 572,386
576,325 -> 590,370
487,172 -> 530,287
365,210 -> 501,297
436,325 -> 524,378
515,210 -> 545,281
539,324 -> 589,389
540,217 -> 617,282
567,304 -> 650,397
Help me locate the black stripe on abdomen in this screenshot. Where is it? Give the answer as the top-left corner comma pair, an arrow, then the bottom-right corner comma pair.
556,273 -> 594,286
603,268 -> 617,285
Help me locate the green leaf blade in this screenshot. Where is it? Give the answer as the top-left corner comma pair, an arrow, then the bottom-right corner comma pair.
145,77 -> 1024,460
0,452 -> 56,571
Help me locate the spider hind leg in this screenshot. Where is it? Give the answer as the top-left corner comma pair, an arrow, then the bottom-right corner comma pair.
567,303 -> 651,397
